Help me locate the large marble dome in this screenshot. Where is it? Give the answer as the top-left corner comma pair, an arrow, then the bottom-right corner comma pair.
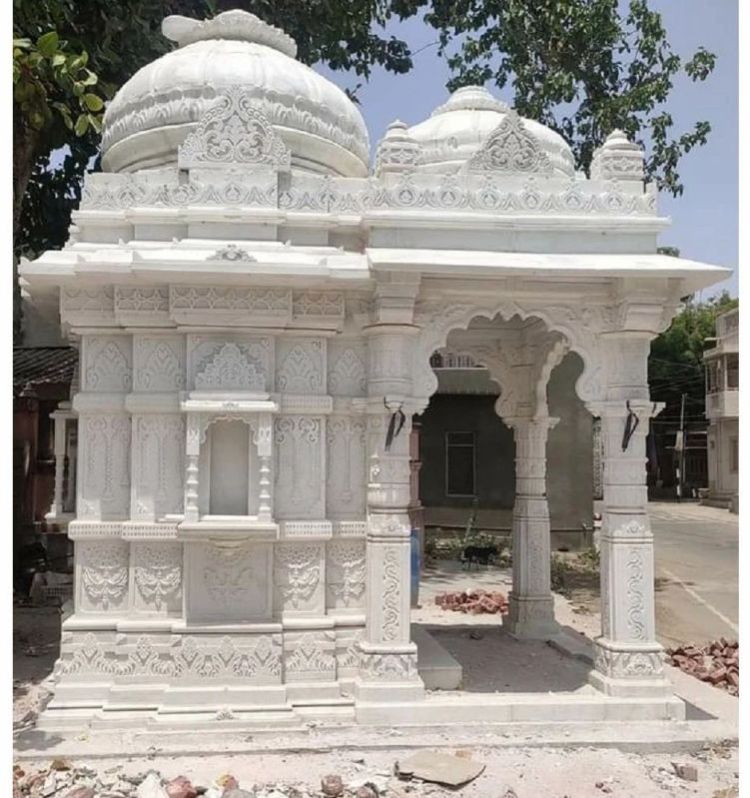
100,10 -> 370,176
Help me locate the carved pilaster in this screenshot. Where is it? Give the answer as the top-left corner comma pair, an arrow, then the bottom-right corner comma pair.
587,369 -> 672,697
504,416 -> 559,639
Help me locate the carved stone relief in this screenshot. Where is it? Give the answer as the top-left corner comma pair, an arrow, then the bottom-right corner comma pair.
326,540 -> 366,610
273,543 -> 323,613
132,541 -> 182,613
84,336 -> 132,392
327,341 -> 367,396
186,542 -> 271,622
188,335 -> 272,391
132,415 -> 185,519
284,630 -> 336,681
78,539 -> 129,611
326,417 -> 366,517
274,416 -> 324,519
79,415 -> 131,518
276,338 -> 325,394
133,336 -> 185,392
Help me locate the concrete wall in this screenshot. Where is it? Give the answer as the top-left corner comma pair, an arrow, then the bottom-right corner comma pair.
418,351 -> 593,533
708,417 -> 739,498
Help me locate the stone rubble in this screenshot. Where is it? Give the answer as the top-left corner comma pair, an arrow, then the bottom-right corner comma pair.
434,589 -> 509,615
666,638 -> 739,695
12,763 -> 461,798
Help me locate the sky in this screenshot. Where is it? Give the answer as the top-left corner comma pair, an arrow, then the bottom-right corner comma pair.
318,0 -> 739,299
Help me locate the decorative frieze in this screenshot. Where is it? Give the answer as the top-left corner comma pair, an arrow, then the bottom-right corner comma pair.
55,632 -> 283,681
284,631 -> 336,682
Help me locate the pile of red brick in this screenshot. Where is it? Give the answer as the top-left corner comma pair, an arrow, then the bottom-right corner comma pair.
435,588 -> 509,615
666,638 -> 739,696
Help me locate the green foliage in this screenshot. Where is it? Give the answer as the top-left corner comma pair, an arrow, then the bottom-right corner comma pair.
649,291 -> 738,418
393,0 -> 716,196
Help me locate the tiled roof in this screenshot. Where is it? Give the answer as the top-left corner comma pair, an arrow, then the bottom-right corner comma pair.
13,347 -> 78,394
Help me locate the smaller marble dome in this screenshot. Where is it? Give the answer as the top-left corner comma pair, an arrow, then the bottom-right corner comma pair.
398,85 -> 575,177
100,10 -> 370,177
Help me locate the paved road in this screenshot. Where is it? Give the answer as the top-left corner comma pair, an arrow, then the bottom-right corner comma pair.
650,501 -> 739,648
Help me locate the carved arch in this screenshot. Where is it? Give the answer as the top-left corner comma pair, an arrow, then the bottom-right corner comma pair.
412,300 -> 607,413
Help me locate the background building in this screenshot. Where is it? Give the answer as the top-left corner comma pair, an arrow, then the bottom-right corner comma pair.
703,307 -> 739,511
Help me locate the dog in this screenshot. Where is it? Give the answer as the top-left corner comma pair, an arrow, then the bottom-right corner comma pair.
461,544 -> 499,569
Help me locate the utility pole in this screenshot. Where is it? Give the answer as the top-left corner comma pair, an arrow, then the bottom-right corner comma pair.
676,392 -> 686,501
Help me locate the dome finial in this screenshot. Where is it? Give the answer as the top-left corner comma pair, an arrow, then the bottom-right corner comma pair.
162,10 -> 298,58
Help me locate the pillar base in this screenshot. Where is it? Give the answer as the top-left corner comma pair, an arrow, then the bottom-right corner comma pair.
353,644 -> 425,703
507,594 -> 558,640
589,638 -> 674,698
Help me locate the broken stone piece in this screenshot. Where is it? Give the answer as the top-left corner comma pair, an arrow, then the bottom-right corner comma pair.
321,774 -> 344,796
166,775 -> 198,798
672,762 -> 699,782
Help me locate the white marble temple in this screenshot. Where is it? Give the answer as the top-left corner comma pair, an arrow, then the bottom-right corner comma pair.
22,8 -> 729,728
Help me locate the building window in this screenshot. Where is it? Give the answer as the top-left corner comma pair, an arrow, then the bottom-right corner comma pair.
726,354 -> 739,390
706,361 -> 720,393
445,431 -> 476,497
730,437 -> 739,474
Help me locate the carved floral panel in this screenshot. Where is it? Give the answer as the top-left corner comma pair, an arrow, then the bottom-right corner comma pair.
327,340 -> 367,396
132,541 -> 182,613
326,540 -> 366,610
273,542 -> 323,614
276,338 -> 325,394
77,539 -> 130,612
83,335 -> 132,392
133,335 -> 185,392
188,335 -> 271,391
284,630 -> 336,682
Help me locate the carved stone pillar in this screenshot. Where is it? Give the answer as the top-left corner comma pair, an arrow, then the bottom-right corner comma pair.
355,273 -> 424,703
184,414 -> 201,523
588,334 -> 672,697
505,415 -> 559,639
47,403 -> 72,519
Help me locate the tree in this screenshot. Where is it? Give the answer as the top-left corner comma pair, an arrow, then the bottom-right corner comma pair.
13,0 -> 415,338
649,291 -> 738,421
393,0 -> 715,196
